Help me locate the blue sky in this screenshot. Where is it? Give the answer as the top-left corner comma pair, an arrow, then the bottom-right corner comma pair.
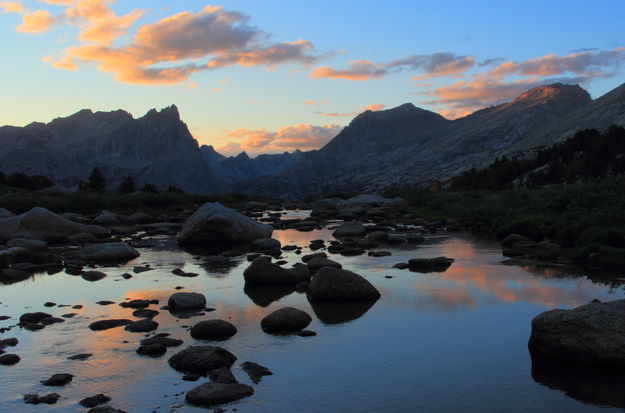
1,0 -> 624,155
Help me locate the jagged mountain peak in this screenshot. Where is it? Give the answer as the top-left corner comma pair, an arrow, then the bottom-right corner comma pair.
143,104 -> 180,122
514,83 -> 590,104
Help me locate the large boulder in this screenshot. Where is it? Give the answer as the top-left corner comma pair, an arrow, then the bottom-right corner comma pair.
168,292 -> 206,311
0,207 -> 108,242
93,211 -> 119,225
66,243 -> 139,263
243,256 -> 310,286
185,382 -> 254,407
178,202 -> 272,245
529,299 -> 625,367
307,257 -> 342,273
332,222 -> 366,238
168,346 -> 236,375
260,307 -> 312,334
307,267 -> 381,302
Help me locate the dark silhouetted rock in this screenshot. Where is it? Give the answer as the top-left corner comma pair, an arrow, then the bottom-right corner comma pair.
0,353 -> 20,365
80,394 -> 111,408
24,393 -> 60,405
332,222 -> 366,237
307,267 -> 381,302
261,307 -> 312,334
137,343 -> 167,357
208,367 -> 237,384
190,320 -> 237,340
241,361 -> 273,384
81,270 -> 107,282
408,257 -> 454,273
168,346 -> 236,375
42,373 -> 73,386
89,319 -> 131,331
124,319 -> 158,332
185,382 -> 254,407
168,292 -> 206,311
243,256 -> 310,286
67,243 -> 140,263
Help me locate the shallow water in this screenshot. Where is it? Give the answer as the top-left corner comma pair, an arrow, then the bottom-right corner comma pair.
1,214 -> 625,412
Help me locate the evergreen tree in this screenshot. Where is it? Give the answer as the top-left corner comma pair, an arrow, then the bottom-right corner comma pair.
142,183 -> 159,193
88,167 -> 106,192
118,176 -> 135,193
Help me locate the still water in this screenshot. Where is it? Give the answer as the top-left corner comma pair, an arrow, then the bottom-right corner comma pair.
1,214 -> 624,412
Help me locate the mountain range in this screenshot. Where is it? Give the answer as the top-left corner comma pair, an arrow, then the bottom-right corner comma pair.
0,82 -> 623,197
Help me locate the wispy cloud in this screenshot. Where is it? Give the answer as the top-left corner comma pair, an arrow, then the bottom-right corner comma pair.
310,52 -> 475,81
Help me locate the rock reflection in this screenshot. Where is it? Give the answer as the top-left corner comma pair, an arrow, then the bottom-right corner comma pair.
309,299 -> 378,325
531,350 -> 625,408
243,284 -> 296,307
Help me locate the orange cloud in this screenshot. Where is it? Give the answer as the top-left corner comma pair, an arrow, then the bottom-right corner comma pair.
304,99 -> 328,105
311,53 -> 476,81
218,123 -> 342,156
42,5 -> 319,84
17,10 -> 55,33
0,2 -> 23,13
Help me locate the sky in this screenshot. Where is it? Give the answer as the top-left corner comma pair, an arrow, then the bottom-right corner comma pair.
1,1 -> 625,156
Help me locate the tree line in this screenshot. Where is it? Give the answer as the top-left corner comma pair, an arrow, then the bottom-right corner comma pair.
450,125 -> 625,190
79,168 -> 183,194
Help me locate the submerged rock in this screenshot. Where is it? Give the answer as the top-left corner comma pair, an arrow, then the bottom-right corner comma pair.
241,361 -> 273,384
307,267 -> 381,302
529,299 -> 625,367
261,307 -> 312,334
178,202 -> 272,245
408,257 -> 454,273
185,382 -> 254,407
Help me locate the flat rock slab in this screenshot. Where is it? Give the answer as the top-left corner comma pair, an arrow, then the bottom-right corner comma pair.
185,382 -> 254,407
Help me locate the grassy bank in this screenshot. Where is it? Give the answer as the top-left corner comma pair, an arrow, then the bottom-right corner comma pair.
383,176 -> 625,270
0,189 -> 279,216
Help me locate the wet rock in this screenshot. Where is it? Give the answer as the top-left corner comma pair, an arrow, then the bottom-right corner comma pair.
132,309 -> 159,319
332,222 -> 366,238
119,299 -> 153,309
44,301 -> 56,307
121,273 -> 133,279
250,237 -> 281,252
307,257 -> 342,273
408,257 -> 454,273
208,367 -> 237,384
171,268 -> 198,277
87,406 -> 128,413
185,382 -> 254,407
182,374 -> 201,381
81,270 -> 108,282
261,307 -> 312,334
124,319 -> 158,332
96,301 -> 115,306
0,353 -> 20,365
42,373 -> 73,386
19,312 -> 52,324
296,330 -> 317,337
133,265 -> 151,273
340,247 -> 366,256
190,320 -> 237,340
393,262 -> 409,269
89,319 -> 131,331
243,256 -> 310,286
141,335 -> 183,347
22,323 -> 45,331
136,343 -> 167,357
302,252 -> 327,263
80,394 -> 112,408
168,292 -> 206,311
368,250 -> 392,257
62,313 -> 78,318
168,346 -> 236,375
178,202 -> 273,245
67,353 -> 93,360
0,338 -> 18,348
67,242 -> 140,263
23,393 -> 60,405
0,268 -> 31,284
307,267 -> 381,302
367,231 -> 389,241
241,361 -> 273,384
529,299 -> 625,367
40,316 -> 65,325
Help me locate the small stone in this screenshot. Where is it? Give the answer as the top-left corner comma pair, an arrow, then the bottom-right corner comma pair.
79,394 -> 111,408
42,373 -> 73,386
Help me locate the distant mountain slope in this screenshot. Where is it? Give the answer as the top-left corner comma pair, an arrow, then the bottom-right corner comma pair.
200,145 -> 305,185
0,106 -> 223,193
245,83 -> 603,197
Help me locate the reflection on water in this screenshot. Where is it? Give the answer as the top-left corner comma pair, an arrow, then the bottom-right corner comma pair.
1,229 -> 624,412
